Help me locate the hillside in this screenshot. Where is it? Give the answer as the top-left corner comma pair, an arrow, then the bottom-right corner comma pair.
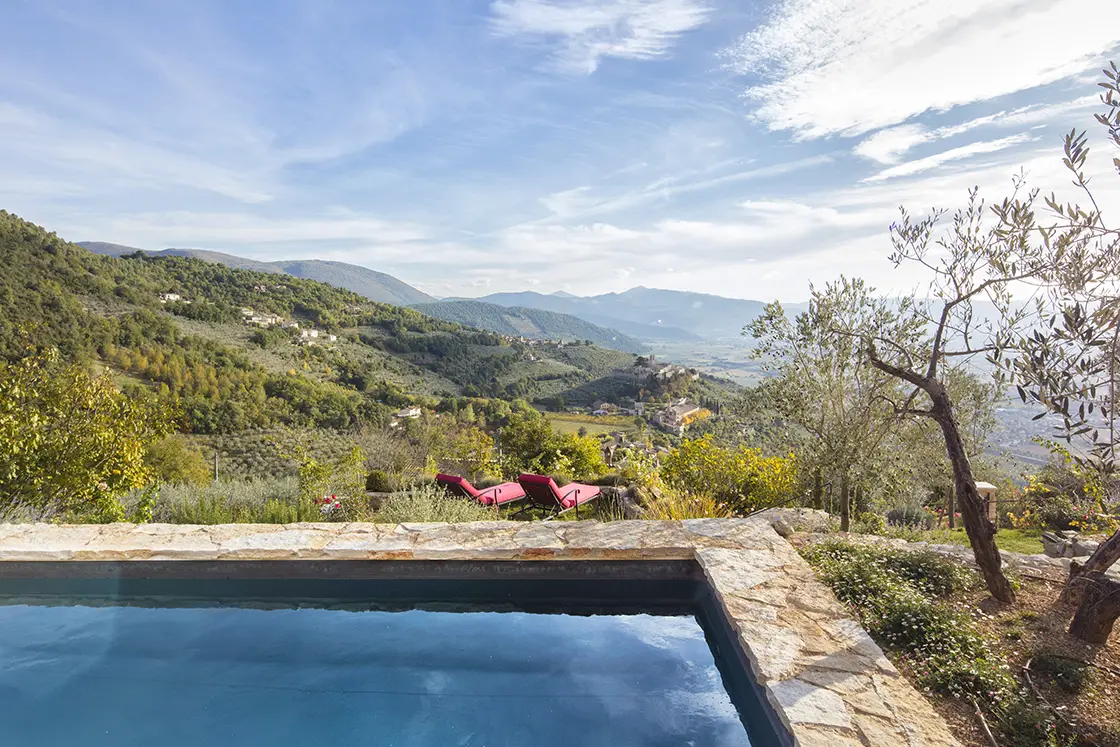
412,300 -> 647,353
78,242 -> 434,306
1,212 -> 655,433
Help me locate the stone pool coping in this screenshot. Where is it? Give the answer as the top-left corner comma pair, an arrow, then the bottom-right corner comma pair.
0,519 -> 960,747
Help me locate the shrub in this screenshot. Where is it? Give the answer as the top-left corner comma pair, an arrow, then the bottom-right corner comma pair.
0,348 -> 171,521
592,472 -> 627,487
1030,651 -> 1092,695
995,700 -> 1076,747
661,434 -> 798,514
886,502 -> 936,529
801,540 -> 1008,701
638,486 -> 731,520
374,482 -> 497,523
366,469 -> 393,493
854,511 -> 887,534
498,412 -> 607,481
145,435 -> 211,485
148,476 -> 304,524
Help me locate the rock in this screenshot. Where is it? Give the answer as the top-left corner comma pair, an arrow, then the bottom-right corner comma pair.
1042,531 -> 1099,559
772,517 -> 795,537
755,507 -> 832,534
1072,539 -> 1100,557
1041,531 -> 1068,558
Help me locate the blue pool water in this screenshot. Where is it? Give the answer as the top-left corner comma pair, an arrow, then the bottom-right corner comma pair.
0,598 -> 754,746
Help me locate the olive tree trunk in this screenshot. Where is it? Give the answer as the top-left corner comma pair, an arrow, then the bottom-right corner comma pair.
1065,530 -> 1120,642
867,355 -> 1015,603
1067,571 -> 1120,643
929,386 -> 1016,603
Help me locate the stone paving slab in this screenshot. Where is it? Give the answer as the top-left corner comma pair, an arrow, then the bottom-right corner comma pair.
0,519 -> 961,746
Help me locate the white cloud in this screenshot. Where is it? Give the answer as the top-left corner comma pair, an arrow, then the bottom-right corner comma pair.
725,0 -> 1120,138
536,154 -> 833,222
863,134 -> 1034,182
91,211 -> 430,246
490,0 -> 711,74
853,125 -> 932,165
853,96 -> 1101,164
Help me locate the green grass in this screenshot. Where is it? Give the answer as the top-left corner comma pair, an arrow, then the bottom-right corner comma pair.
929,528 -> 1044,555
546,413 -> 637,436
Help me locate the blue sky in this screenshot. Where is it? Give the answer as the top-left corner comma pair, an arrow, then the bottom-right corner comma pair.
3,0 -> 1119,300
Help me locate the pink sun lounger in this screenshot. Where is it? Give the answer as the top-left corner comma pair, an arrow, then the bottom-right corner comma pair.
516,473 -> 600,519
436,474 -> 526,507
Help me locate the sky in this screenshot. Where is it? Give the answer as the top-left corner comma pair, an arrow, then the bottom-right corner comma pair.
3,0 -> 1119,301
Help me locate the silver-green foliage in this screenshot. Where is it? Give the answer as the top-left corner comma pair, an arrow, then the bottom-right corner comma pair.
374,482 -> 498,524
148,476 -> 305,524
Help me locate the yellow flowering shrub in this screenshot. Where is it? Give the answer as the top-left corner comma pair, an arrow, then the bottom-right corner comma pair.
661,434 -> 798,514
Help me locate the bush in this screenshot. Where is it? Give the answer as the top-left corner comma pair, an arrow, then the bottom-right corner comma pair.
0,349 -> 171,521
592,472 -> 627,487
995,700 -> 1076,747
148,476 -> 303,523
638,486 -> 731,520
145,435 -> 211,485
801,540 -> 1007,701
374,482 -> 497,523
1030,651 -> 1092,695
661,434 -> 798,514
853,511 -> 887,534
886,502 -> 936,529
366,469 -> 393,493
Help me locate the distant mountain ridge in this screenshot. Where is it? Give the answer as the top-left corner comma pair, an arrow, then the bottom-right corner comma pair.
78,242 -> 434,306
412,300 -> 648,354
468,287 -> 771,340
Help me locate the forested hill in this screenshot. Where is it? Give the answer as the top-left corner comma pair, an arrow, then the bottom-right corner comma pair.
1,211 -> 638,434
78,242 -> 435,306
411,300 -> 648,354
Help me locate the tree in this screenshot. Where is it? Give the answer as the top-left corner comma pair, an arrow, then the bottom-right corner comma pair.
497,410 -> 606,480
748,279 -> 910,528
840,192 -> 1056,601
841,67 -> 1120,602
1002,63 -> 1120,640
0,349 -> 170,520
801,165 -> 1107,601
144,435 -> 211,485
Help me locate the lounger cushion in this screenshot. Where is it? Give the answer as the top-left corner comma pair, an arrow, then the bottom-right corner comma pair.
476,482 -> 526,506
558,483 -> 600,508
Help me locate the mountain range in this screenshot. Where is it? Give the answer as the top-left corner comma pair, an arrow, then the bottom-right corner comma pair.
79,242 -> 788,346
78,242 -> 435,307
412,300 -> 647,353
461,287 -> 775,340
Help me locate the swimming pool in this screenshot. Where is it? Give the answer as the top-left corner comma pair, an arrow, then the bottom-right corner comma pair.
0,562 -> 786,746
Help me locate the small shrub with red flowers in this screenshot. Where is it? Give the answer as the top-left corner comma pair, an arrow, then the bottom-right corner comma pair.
315,495 -> 342,517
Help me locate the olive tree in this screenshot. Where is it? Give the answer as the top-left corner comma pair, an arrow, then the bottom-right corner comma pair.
1003,63 -> 1120,640
747,278 -> 914,527
846,66 -> 1120,604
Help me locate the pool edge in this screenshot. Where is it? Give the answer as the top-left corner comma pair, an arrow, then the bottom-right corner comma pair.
0,519 -> 962,747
